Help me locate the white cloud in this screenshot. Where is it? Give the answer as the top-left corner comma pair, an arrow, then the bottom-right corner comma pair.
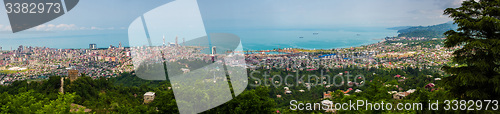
0,24 -> 119,31
435,0 -> 466,9
0,25 -> 12,31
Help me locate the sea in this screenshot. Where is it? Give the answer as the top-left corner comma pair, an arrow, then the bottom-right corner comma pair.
0,27 -> 397,51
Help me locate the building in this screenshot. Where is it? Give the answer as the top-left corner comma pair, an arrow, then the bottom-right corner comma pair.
163,35 -> 166,47
321,100 -> 335,113
323,91 -> 332,99
210,46 -> 217,62
68,69 -> 79,82
144,92 -> 156,104
89,44 -> 97,50
180,68 -> 190,73
393,92 -> 410,100
168,43 -> 176,47
211,46 -> 216,55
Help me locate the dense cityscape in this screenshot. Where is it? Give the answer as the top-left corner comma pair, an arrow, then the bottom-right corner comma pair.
1,0 -> 499,113
0,36 -> 456,86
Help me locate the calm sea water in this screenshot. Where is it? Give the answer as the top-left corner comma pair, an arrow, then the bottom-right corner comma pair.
0,27 -> 397,50
236,27 -> 397,50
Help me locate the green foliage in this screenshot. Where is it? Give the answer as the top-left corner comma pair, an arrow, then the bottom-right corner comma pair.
0,90 -> 83,113
40,93 -> 80,114
397,21 -> 458,38
442,0 -> 500,100
113,72 -> 163,87
201,86 -> 276,113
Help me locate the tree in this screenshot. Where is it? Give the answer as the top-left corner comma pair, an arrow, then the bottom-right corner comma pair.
442,0 -> 500,100
40,93 -> 84,114
201,86 -> 276,113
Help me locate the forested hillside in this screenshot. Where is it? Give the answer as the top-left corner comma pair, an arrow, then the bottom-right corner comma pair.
394,22 -> 457,38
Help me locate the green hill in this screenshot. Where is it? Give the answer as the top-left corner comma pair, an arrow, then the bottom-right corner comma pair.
392,21 -> 458,38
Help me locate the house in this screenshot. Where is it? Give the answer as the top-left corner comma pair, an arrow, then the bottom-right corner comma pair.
144,92 -> 156,104
323,91 -> 332,99
393,89 -> 415,100
407,89 -> 416,93
180,68 -> 190,73
285,90 -> 292,94
393,92 -> 410,100
425,83 -> 435,88
321,100 -> 335,113
299,90 -> 305,92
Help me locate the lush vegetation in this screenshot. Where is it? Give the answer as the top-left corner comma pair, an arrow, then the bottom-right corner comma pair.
396,22 -> 458,38
0,0 -> 498,113
442,0 -> 500,100
247,66 -> 452,113
0,72 -> 276,113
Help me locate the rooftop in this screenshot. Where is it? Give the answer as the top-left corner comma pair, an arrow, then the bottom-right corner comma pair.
144,92 -> 155,96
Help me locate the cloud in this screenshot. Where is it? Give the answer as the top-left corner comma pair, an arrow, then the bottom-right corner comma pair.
33,24 -> 78,31
434,0 -> 465,9
89,26 -> 116,30
0,24 -> 121,32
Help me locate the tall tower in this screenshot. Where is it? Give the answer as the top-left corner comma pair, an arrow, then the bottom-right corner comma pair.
183,38 -> 185,46
119,42 -> 122,48
68,69 -> 79,82
163,35 -> 166,47
211,46 -> 216,55
211,46 -> 216,62
175,36 -> 178,47
89,44 -> 97,50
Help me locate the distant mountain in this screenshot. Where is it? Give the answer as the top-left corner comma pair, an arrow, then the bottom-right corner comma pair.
390,21 -> 458,38
387,26 -> 414,30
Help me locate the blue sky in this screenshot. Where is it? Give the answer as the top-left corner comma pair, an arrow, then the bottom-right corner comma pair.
0,0 -> 464,48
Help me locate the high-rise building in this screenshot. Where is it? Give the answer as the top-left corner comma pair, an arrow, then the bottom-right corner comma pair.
89,44 -> 97,49
212,46 -> 216,55
211,46 -> 216,62
18,45 -> 23,53
175,36 -> 178,47
183,38 -> 185,46
163,35 -> 166,47
119,42 -> 122,49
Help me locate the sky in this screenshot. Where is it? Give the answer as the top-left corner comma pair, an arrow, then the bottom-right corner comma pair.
0,0 -> 464,48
